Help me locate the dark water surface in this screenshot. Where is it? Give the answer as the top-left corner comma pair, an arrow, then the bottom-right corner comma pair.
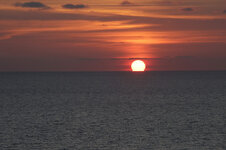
0,71 -> 225,150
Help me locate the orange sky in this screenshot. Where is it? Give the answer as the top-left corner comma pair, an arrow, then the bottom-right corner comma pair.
0,0 -> 226,71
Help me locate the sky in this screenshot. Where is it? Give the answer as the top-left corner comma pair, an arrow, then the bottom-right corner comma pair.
0,0 -> 226,71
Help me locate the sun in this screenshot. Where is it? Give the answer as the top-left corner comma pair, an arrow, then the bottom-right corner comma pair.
131,60 -> 146,72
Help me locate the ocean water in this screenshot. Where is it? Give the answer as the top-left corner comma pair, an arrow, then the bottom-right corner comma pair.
0,71 -> 225,150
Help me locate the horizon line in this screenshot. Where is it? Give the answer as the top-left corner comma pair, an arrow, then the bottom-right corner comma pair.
0,70 -> 226,73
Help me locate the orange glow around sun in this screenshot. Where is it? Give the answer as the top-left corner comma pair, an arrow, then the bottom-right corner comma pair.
131,60 -> 146,72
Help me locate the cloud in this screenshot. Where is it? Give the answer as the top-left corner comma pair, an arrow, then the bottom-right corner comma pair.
121,1 -> 134,6
15,2 -> 49,9
62,4 -> 87,9
223,10 -> 226,14
0,9 -> 132,21
181,8 -> 194,12
61,56 -> 196,62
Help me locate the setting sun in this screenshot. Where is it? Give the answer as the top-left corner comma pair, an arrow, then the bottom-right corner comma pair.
131,60 -> 146,72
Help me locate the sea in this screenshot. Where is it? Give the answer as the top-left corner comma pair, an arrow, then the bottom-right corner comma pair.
0,71 -> 225,150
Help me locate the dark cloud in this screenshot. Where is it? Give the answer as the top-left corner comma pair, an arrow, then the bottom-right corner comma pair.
121,1 -> 134,6
15,2 -> 49,9
62,4 -> 87,9
181,8 -> 194,12
223,10 -> 226,14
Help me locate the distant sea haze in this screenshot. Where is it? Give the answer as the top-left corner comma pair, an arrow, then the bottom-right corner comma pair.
0,71 -> 225,149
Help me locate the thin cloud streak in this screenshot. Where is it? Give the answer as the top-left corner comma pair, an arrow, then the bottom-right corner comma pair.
77,56 -> 196,61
